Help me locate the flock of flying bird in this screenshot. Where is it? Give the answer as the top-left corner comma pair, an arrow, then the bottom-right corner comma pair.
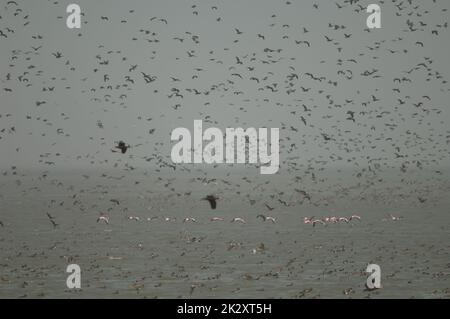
0,0 -> 448,219
0,0 -> 448,180
0,0 -> 448,230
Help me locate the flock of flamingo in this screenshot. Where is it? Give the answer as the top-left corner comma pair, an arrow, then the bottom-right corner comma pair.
95,213 -> 367,226
96,212 -> 406,226
303,215 -> 361,227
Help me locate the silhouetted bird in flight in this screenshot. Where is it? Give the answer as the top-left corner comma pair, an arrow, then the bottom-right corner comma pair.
202,195 -> 218,209
257,214 -> 276,223
46,213 -> 58,228
114,141 -> 130,154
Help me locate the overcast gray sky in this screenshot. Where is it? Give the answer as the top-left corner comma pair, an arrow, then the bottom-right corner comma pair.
0,0 -> 449,173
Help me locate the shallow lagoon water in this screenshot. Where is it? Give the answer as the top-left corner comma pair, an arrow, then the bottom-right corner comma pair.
0,169 -> 448,298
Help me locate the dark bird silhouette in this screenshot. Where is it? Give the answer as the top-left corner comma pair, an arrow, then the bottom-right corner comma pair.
114,141 -> 130,154
300,116 -> 307,126
202,195 -> 218,209
278,199 -> 289,207
52,52 -> 63,58
418,197 -> 427,203
46,213 -> 58,228
141,72 -> 156,83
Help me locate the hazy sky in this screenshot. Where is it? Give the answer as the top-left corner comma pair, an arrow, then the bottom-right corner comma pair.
0,0 -> 449,172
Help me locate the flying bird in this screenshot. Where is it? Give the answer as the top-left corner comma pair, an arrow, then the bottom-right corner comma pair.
97,214 -> 109,224
46,213 -> 58,228
202,195 -> 218,209
257,214 -> 276,223
113,141 -> 130,154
